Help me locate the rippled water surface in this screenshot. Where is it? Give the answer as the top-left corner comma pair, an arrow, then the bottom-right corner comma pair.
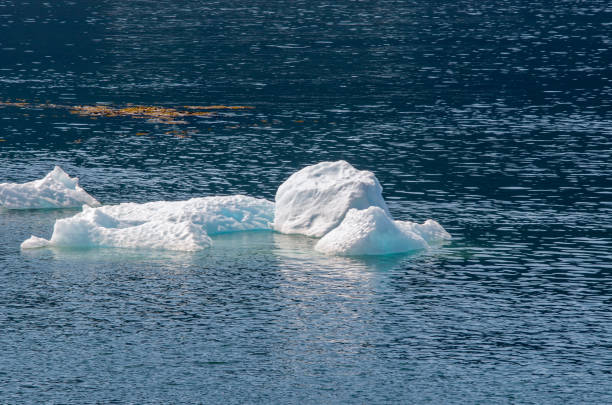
1,0 -> 611,403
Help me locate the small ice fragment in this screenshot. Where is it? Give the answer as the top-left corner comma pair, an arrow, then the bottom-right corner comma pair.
315,206 -> 450,256
273,160 -> 390,237
20,236 -> 51,249
396,218 -> 451,244
0,166 -> 100,209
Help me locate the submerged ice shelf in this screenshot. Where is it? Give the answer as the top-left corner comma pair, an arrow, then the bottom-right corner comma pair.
0,166 -> 100,209
19,161 -> 450,255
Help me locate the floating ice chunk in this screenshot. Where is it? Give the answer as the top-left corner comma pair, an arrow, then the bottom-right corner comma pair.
274,160 -> 450,255
0,166 -> 100,209
395,219 -> 451,245
20,235 -> 51,249
315,206 -> 450,256
21,206 -> 211,251
274,160 -> 390,237
21,195 -> 274,251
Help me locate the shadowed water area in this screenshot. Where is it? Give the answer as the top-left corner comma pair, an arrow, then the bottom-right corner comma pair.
1,0 -> 611,403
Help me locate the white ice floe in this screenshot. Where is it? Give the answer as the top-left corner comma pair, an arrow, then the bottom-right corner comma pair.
0,166 -> 100,209
315,206 -> 451,256
273,160 -> 390,237
21,195 -> 274,251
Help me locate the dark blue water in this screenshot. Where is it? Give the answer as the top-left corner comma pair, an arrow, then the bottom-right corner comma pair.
1,0 -> 611,403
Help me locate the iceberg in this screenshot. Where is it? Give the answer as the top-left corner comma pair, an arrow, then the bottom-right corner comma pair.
314,206 -> 451,256
21,195 -> 274,251
0,166 -> 100,209
273,160 -> 390,237
19,161 -> 450,256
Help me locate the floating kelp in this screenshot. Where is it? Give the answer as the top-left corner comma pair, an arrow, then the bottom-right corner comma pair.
183,105 -> 254,110
0,100 -> 254,125
69,105 -> 210,124
164,129 -> 195,138
0,101 -> 30,107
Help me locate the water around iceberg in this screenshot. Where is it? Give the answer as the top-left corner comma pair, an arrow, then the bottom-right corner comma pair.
21,162 -> 450,255
2,1 -> 610,402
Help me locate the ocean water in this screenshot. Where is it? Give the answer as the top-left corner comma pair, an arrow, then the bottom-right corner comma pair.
1,0 -> 611,403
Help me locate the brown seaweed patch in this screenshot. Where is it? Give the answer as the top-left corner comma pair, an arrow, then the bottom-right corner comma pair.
0,101 -> 31,108
0,100 -> 254,125
70,105 -> 213,124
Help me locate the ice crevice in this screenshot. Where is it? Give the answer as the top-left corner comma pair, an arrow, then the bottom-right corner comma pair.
18,161 -> 450,255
